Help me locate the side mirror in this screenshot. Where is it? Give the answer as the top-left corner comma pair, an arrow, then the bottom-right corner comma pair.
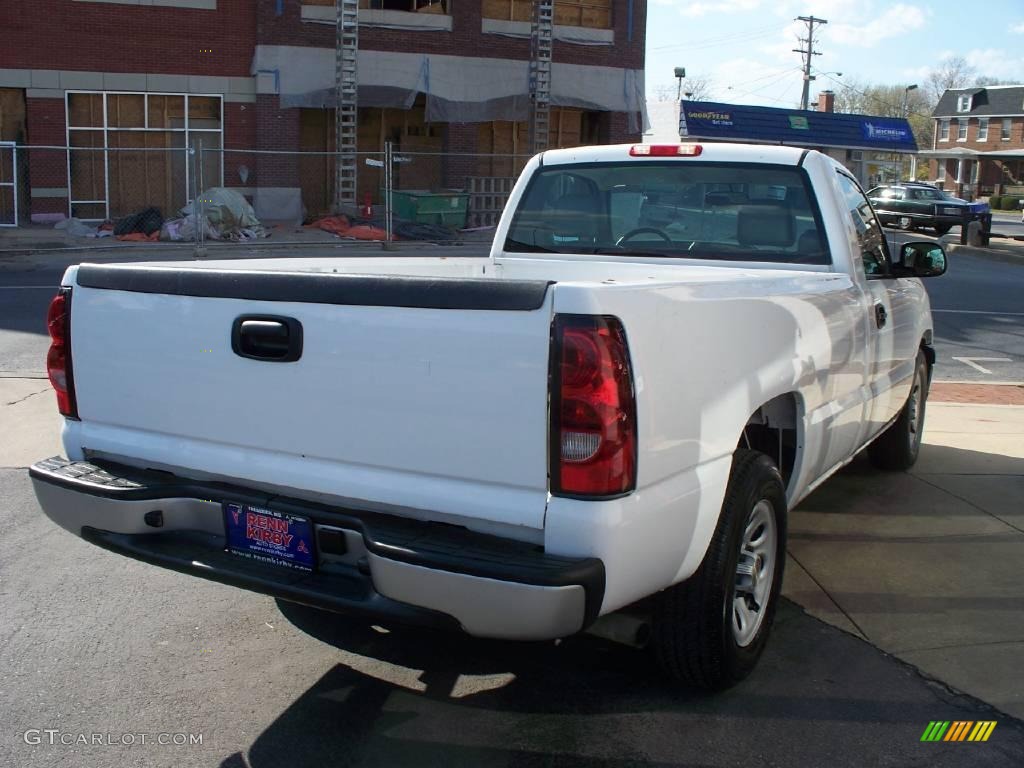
894,241 -> 947,278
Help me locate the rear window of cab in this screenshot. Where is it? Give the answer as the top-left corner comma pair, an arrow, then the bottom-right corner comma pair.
505,161 -> 831,265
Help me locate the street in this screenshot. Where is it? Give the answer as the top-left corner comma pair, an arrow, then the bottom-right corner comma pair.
1,245 -> 1023,767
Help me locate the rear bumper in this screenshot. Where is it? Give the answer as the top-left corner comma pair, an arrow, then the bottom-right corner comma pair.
30,457 -> 604,641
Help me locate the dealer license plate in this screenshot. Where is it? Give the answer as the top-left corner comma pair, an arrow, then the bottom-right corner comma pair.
223,502 -> 315,572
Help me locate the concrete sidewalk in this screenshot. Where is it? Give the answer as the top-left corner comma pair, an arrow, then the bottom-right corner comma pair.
4,376 -> 1022,721
785,395 -> 1024,720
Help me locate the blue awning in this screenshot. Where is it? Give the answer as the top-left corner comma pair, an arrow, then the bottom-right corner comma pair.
679,101 -> 918,153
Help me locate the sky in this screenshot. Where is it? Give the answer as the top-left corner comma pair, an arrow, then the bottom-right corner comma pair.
644,0 -> 1024,107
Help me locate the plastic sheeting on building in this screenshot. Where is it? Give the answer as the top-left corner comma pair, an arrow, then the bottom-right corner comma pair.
252,46 -> 649,132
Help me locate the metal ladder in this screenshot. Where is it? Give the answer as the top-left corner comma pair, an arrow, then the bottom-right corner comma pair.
334,0 -> 359,207
528,0 -> 554,155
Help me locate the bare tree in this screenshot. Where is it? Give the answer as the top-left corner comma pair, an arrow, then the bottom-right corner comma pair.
652,77 -> 715,102
682,77 -> 715,102
926,56 -> 976,103
974,75 -> 1010,87
829,81 -> 932,151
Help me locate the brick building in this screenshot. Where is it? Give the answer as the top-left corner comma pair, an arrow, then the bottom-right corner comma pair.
0,0 -> 647,225
922,85 -> 1024,200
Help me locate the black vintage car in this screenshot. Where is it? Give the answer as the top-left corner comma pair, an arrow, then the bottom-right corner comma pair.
867,182 -> 987,236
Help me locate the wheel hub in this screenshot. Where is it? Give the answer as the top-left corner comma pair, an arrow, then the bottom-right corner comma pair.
731,500 -> 777,647
735,553 -> 760,595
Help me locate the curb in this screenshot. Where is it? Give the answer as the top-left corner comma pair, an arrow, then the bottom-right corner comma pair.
944,241 -> 1024,262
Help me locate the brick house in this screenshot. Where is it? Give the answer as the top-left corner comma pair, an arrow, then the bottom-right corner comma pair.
922,85 -> 1024,200
0,0 -> 647,224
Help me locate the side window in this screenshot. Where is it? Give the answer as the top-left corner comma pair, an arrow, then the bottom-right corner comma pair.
835,172 -> 889,277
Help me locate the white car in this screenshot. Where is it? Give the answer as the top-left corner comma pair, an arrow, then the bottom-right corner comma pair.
31,142 -> 945,689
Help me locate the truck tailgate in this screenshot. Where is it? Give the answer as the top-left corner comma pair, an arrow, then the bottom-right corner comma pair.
66,264 -> 554,532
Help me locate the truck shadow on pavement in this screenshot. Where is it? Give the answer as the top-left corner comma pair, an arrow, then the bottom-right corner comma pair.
217,595 -> 1024,768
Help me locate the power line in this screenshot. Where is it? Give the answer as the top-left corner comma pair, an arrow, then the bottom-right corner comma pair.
793,15 -> 827,110
652,23 -> 787,52
727,68 -> 805,102
817,72 -> 932,120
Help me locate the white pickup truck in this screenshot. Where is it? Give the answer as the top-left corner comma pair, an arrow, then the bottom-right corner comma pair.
32,142 -> 946,689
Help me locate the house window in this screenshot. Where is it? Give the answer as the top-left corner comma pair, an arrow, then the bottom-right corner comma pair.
1002,118 -> 1012,140
957,119 -> 968,141
939,119 -> 949,141
978,117 -> 989,141
66,92 -> 223,220
957,94 -> 972,112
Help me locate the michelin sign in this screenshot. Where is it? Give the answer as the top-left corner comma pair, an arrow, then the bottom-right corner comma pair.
861,121 -> 911,142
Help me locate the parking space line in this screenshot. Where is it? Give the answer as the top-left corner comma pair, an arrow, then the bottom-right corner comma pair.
951,356 -> 1012,374
933,309 -> 1024,316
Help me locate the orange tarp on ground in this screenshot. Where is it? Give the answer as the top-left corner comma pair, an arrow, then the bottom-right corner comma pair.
307,215 -> 394,241
115,231 -> 159,242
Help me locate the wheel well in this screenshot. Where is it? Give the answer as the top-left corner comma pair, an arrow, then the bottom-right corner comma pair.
741,394 -> 800,492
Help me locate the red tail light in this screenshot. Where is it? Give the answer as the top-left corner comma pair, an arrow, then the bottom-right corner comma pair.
46,289 -> 78,419
551,315 -> 636,497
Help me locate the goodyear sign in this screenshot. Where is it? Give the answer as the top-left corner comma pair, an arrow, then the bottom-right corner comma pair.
677,100 -> 917,151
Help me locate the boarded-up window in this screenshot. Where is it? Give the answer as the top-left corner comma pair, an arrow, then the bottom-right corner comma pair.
68,93 -> 104,128
482,0 -> 611,28
106,94 -> 145,128
299,99 -> 443,216
148,96 -> 186,129
477,108 -> 588,177
66,92 -> 222,219
306,0 -> 448,11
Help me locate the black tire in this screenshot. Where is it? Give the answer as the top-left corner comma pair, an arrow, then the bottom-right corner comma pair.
868,350 -> 930,471
933,224 -> 952,236
652,449 -> 787,690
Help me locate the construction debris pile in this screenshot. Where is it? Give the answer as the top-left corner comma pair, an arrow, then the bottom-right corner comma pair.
53,187 -> 269,243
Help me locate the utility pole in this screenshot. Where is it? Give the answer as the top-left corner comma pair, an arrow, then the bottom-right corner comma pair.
793,15 -> 826,111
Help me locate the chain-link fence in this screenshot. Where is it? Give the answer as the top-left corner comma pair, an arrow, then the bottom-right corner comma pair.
4,142 -> 535,249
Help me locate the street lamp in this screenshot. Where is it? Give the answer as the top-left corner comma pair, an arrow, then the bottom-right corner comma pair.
674,67 -> 686,100
904,84 -> 919,181
903,83 -> 918,117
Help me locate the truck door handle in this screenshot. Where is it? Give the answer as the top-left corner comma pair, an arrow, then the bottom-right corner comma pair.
874,303 -> 887,329
231,316 -> 303,362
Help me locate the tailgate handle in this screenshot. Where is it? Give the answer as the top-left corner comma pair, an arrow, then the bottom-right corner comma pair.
232,316 -> 303,362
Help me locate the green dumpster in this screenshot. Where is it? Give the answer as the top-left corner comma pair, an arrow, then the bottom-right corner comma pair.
388,190 -> 469,229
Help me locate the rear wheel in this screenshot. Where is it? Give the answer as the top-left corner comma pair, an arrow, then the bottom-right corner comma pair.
868,350 -> 929,471
652,449 -> 786,690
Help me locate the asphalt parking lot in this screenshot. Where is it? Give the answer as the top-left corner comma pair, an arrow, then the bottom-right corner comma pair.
2,457 -> 1022,768
1,243 -> 1023,767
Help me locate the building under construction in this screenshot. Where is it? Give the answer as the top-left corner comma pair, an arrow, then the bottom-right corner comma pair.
0,0 -> 648,227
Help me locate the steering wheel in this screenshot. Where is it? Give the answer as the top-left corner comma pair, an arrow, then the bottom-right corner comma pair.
615,227 -> 672,247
